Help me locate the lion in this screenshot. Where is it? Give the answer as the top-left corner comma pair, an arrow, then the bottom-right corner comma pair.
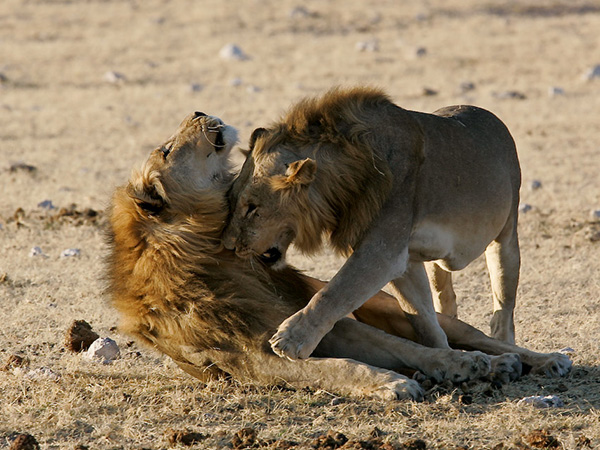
106,111 -> 569,404
223,86 -> 523,360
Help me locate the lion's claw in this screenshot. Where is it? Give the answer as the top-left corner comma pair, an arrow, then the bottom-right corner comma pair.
269,310 -> 327,360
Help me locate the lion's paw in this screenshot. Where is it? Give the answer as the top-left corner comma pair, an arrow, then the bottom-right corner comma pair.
424,350 -> 491,383
530,353 -> 572,377
269,310 -> 327,360
373,377 -> 424,402
489,353 -> 522,384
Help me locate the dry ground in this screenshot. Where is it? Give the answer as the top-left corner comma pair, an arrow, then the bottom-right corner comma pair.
1,0 -> 600,448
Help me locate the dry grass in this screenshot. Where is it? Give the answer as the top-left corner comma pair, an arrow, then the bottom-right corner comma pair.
1,0 -> 600,448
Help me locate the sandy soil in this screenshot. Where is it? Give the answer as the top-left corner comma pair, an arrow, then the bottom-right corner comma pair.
1,0 -> 599,448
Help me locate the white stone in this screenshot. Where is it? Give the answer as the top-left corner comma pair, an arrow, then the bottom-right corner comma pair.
229,78 -> 243,87
29,246 -> 47,258
583,64 -> 600,81
61,248 -> 81,258
86,337 -> 120,364
548,86 -> 565,97
517,395 -> 564,408
24,367 -> 61,381
590,209 -> 600,220
219,44 -> 248,61
104,71 -> 126,83
529,180 -> 542,190
518,203 -> 532,214
356,39 -> 379,52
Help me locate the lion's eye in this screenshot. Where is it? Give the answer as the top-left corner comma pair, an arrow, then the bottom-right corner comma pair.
245,203 -> 258,218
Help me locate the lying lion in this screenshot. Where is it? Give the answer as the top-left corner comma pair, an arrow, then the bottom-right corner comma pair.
224,87 -> 523,360
106,112 -> 570,402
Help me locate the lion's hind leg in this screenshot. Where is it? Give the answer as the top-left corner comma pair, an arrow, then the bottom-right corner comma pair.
485,211 -> 520,344
425,262 -> 458,318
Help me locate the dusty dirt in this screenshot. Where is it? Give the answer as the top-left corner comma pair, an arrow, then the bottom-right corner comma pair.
1,0 -> 599,448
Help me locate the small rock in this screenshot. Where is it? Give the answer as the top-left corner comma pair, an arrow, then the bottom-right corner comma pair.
517,395 -> 564,408
104,71 -> 126,83
589,209 -> 600,220
584,227 -> 600,242
529,180 -> 542,190
61,248 -> 81,258
29,246 -> 47,258
85,337 -> 120,363
356,39 -> 379,52
8,162 -> 37,173
229,77 -> 243,86
422,87 -> 438,96
37,199 -> 55,210
459,81 -> 476,93
65,320 -> 100,352
493,90 -> 527,100
188,83 -> 202,92
414,47 -> 427,57
25,367 -> 61,381
9,433 -> 40,450
289,6 -> 313,19
583,64 -> 600,81
246,85 -> 261,93
518,203 -> 532,214
548,86 -> 565,97
0,72 -> 8,84
219,43 -> 249,61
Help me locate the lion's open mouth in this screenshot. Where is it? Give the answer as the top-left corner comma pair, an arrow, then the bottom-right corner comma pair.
259,247 -> 282,266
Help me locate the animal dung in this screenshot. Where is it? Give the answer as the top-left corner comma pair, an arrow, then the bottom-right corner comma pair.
85,337 -> 120,364
65,320 -> 100,352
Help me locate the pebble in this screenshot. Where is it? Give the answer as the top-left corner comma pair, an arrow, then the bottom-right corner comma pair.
104,71 -> 126,83
590,209 -> 600,220
583,64 -> 600,81
37,199 -> 55,210
414,47 -> 427,57
518,203 -> 532,214
188,83 -> 202,92
29,246 -> 47,258
517,395 -> 564,408
289,6 -> 313,19
355,39 -> 379,52
460,81 -> 476,93
493,90 -> 527,100
548,86 -> 565,97
229,77 -> 243,87
529,180 -> 542,190
23,367 -> 61,381
246,85 -> 261,93
85,337 -> 120,364
61,248 -> 81,258
219,44 -> 248,61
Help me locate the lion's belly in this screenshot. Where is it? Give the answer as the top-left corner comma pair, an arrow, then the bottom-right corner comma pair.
408,220 -> 499,271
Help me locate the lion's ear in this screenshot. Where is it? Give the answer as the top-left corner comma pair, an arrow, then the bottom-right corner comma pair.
248,127 -> 268,151
126,176 -> 166,216
285,158 -> 317,186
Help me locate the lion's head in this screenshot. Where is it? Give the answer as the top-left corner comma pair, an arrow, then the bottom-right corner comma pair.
223,88 -> 394,268
126,111 -> 238,221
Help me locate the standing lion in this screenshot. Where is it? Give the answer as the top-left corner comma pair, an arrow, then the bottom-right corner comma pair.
224,86 -> 522,360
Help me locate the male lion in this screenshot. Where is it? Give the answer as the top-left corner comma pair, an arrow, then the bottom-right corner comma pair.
223,86 -> 522,360
106,112 -> 569,404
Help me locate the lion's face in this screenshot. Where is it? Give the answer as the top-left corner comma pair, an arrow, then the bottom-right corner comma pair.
224,128 -> 316,269
127,112 -> 238,217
